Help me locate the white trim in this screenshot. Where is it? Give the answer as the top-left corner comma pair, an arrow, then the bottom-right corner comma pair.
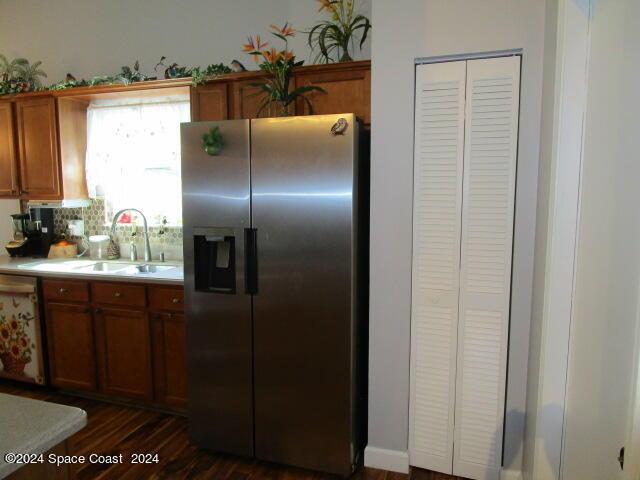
364,446 -> 409,474
501,469 -> 524,480
415,49 -> 522,65
527,0 -> 592,479
625,287 -> 640,480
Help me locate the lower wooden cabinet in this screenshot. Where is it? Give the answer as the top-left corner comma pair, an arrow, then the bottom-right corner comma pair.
45,302 -> 97,391
94,306 -> 153,401
42,279 -> 185,410
152,312 -> 187,408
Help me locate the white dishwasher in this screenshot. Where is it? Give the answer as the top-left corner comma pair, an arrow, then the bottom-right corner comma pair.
0,275 -> 45,384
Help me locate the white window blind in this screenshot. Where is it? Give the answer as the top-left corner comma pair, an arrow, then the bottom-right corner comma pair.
85,96 -> 190,226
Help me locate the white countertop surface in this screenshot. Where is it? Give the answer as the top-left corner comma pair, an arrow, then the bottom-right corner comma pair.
0,256 -> 184,285
0,393 -> 87,478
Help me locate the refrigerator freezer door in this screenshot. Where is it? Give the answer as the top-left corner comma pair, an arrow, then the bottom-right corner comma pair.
181,120 -> 254,456
251,115 -> 358,476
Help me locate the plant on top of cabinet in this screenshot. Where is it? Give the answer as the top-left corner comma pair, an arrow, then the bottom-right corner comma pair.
0,54 -> 48,94
191,63 -> 233,85
307,0 -> 371,63
243,23 -> 325,117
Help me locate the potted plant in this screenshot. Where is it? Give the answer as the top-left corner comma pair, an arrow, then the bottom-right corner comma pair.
307,0 -> 371,63
0,54 -> 47,94
243,23 -> 325,117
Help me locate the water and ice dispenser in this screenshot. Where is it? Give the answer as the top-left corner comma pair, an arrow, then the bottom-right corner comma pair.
193,227 -> 236,294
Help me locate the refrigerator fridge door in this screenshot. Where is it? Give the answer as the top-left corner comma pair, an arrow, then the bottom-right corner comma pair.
251,114 -> 359,476
181,120 -> 254,456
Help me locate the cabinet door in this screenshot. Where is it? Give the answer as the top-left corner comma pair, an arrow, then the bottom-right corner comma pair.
152,312 -> 187,409
230,80 -> 264,119
230,78 -> 293,119
15,97 -> 61,199
0,102 -> 19,197
94,307 -> 152,400
294,64 -> 371,126
45,302 -> 97,391
190,83 -> 228,121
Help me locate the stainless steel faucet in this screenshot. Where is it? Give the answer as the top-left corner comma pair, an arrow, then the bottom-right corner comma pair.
110,209 -> 152,262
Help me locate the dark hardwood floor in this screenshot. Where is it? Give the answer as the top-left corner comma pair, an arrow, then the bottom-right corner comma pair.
0,382 -> 465,480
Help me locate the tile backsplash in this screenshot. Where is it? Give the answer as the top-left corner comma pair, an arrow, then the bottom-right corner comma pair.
53,199 -> 184,261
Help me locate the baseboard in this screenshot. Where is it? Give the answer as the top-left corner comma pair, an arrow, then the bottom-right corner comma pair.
364,446 -> 410,474
501,469 -> 523,480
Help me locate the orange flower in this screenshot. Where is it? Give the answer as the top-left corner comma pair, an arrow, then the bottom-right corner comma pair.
317,0 -> 336,12
282,50 -> 295,62
9,318 -> 18,331
262,48 -> 281,64
270,22 -> 295,38
19,337 -> 28,348
0,326 -> 9,341
242,35 -> 269,62
10,344 -> 21,359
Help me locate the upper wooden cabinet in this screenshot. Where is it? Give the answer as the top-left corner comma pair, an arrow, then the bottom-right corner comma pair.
15,97 -> 62,199
0,61 -> 370,199
0,102 -> 19,196
0,95 -> 89,201
190,83 -> 229,121
230,80 -> 268,120
191,60 -> 371,124
295,61 -> 371,126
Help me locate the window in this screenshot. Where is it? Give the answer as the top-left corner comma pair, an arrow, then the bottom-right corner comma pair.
85,95 -> 190,226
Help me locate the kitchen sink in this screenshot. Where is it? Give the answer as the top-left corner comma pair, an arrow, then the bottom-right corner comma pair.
17,260 -> 181,277
75,262 -> 132,273
120,264 -> 177,274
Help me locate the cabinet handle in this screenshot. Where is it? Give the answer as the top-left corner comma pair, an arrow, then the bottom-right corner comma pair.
171,298 -> 180,304
59,288 -> 68,294
114,292 -> 122,298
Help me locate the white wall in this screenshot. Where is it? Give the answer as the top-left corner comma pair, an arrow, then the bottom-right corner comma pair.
368,0 -> 546,473
0,0 -> 370,83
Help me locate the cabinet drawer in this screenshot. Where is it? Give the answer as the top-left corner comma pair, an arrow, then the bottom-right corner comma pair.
92,283 -> 146,307
43,279 -> 89,302
149,286 -> 184,312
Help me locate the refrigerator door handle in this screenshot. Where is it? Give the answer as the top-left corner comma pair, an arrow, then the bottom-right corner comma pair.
245,227 -> 258,295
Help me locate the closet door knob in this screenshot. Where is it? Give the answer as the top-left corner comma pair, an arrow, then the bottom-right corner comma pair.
114,292 -> 122,298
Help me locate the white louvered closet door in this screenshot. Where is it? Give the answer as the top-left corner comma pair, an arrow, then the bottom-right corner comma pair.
410,56 -> 520,480
409,61 -> 466,474
453,56 -> 520,480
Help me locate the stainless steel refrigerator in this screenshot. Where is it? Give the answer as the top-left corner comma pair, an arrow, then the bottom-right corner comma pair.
181,114 -> 368,477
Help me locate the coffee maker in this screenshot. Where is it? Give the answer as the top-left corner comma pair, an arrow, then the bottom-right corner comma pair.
5,208 -> 55,257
